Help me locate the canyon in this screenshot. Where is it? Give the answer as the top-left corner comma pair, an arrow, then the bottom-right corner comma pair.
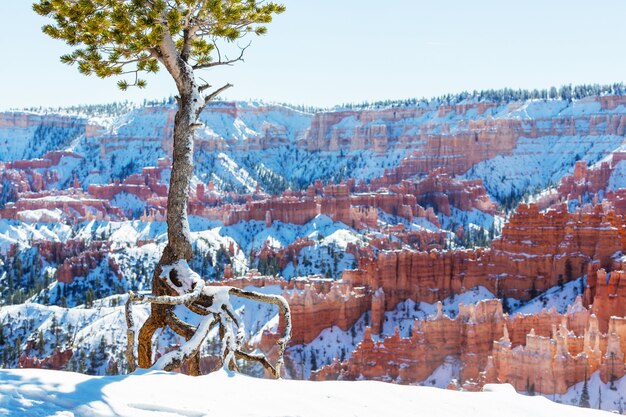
2,92 -> 626,412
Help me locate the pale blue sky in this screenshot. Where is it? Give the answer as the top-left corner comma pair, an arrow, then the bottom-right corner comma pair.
1,1 -> 625,109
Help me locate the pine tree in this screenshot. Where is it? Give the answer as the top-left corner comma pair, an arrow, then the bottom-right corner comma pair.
310,351 -> 318,371
580,369 -> 591,408
35,0 -> 286,375
15,336 -> 21,358
85,288 -> 95,308
37,330 -> 45,352
565,258 -> 573,282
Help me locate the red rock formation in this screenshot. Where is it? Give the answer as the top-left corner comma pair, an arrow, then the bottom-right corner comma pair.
599,95 -> 626,110
437,102 -> 497,117
0,112 -> 86,130
536,160 -> 613,211
224,197 -> 319,226
318,182 -> 443,229
87,163 -> 169,202
3,190 -> 124,222
392,168 -> 498,215
217,186 -> 441,231
19,347 -> 73,370
361,110 -> 626,189
88,183 -> 154,201
312,297 -> 626,395
344,204 -> 625,310
588,268 -> 626,333
56,251 -> 108,284
213,204 -> 626,363
287,279 -> 371,344
36,240 -> 103,264
219,272 -> 289,290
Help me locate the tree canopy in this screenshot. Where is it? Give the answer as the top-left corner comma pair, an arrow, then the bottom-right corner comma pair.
33,0 -> 285,91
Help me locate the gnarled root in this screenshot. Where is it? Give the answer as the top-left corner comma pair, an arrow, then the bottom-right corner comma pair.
125,261 -> 291,378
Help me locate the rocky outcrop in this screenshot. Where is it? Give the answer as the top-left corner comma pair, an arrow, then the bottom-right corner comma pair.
286,278 -> 371,345
536,160 -> 614,211
218,183 -> 443,231
6,151 -> 83,170
224,197 -> 320,226
599,95 -> 626,110
56,251 -> 109,284
344,204 -> 625,310
256,238 -> 316,270
18,347 -> 73,370
1,190 -> 124,222
312,297 -> 626,395
391,168 -> 497,216
88,160 -> 170,201
587,268 -> 626,333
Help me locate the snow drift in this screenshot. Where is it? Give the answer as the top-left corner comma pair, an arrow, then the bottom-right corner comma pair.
0,368 -> 614,417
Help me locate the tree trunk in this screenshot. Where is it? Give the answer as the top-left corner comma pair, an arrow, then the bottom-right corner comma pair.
138,59 -> 202,371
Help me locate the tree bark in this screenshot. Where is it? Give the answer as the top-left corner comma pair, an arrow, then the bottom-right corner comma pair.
137,54 -> 202,372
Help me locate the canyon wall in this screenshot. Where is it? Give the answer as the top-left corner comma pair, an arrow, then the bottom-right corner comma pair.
344,203 -> 625,310
312,297 -> 626,395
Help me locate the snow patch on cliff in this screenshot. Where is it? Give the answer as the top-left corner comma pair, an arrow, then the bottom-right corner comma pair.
513,277 -> 585,315
464,135 -> 625,202
608,160 -> 626,191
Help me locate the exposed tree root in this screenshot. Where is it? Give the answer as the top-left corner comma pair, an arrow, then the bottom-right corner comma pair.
125,261 -> 291,378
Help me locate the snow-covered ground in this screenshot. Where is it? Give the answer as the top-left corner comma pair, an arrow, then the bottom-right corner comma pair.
0,368 -> 613,417
513,277 -> 585,315
554,371 -> 626,411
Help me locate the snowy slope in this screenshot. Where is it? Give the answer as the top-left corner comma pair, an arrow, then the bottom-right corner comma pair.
554,371 -> 626,411
0,114 -> 86,161
463,135 -> 626,202
4,96 -> 626,196
513,277 -> 585,315
0,368 -> 613,417
608,160 -> 626,191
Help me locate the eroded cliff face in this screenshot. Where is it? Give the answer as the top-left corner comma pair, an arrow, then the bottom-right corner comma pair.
10,197 -> 626,391
263,203 -> 626,395
388,168 -> 497,216
311,296 -> 626,395
4,95 -> 626,199
0,113 -> 88,161
342,203 -> 624,310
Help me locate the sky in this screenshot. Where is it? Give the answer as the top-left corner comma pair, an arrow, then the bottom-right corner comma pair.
1,1 -> 626,109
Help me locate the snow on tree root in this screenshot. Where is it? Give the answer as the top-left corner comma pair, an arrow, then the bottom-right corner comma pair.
152,313 -> 218,372
125,260 -> 291,378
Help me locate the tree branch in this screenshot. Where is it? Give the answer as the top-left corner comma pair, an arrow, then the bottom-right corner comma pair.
192,42 -> 250,70
197,83 -> 233,116
152,314 -> 219,372
198,77 -> 212,92
166,313 -> 197,339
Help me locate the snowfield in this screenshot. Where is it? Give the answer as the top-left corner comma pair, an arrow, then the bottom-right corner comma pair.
0,368 -> 614,417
